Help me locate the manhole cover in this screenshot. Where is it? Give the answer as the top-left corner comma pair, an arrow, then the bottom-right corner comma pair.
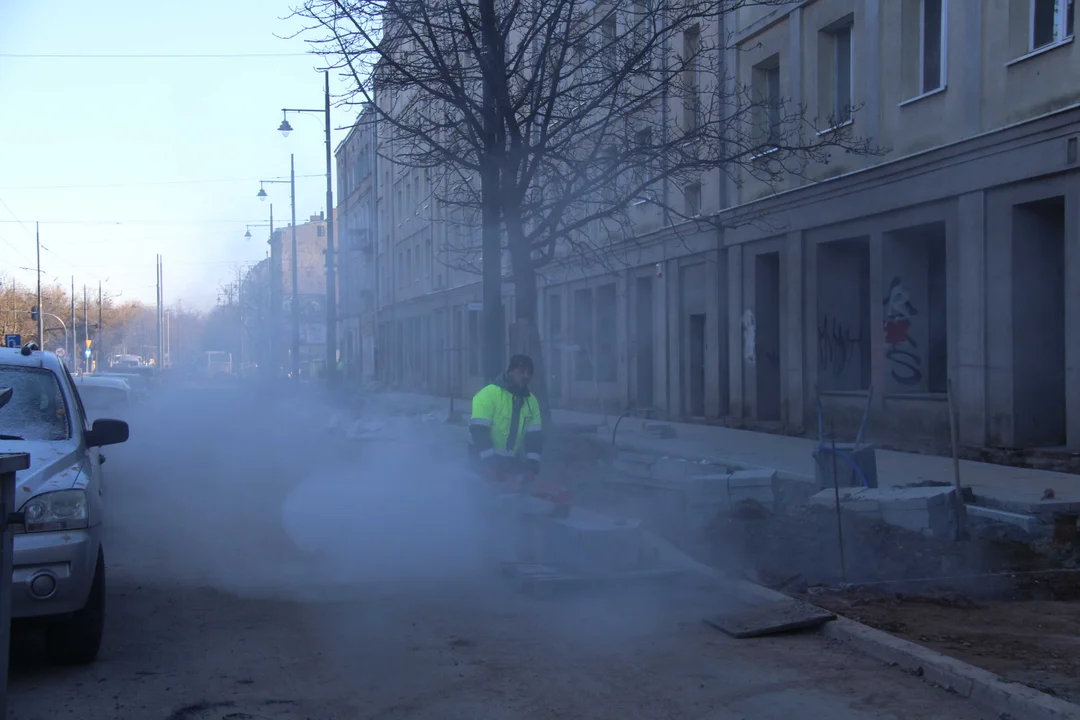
169,700 -> 307,720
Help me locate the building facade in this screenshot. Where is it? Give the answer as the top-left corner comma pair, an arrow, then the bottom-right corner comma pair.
335,105 -> 378,383
343,0 -> 1080,452
268,211 -> 334,376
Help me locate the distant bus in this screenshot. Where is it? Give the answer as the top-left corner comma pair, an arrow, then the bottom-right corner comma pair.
203,351 -> 233,377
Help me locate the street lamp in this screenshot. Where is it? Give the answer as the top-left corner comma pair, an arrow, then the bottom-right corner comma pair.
278,69 -> 337,383
256,157 -> 300,382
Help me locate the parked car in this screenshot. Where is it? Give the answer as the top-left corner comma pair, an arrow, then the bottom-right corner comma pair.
73,375 -> 134,422
94,371 -> 150,397
0,344 -> 129,664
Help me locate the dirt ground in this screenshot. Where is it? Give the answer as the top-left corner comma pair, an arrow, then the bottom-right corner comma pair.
703,500 -> 1080,703
808,591 -> 1080,704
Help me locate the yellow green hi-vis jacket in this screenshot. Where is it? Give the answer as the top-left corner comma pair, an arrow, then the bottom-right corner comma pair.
469,377 -> 543,465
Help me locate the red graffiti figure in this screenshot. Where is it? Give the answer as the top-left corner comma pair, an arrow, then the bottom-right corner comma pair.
884,317 -> 911,345
883,277 -> 922,385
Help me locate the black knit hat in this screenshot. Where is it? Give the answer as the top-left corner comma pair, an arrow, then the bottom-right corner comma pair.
508,354 -> 534,372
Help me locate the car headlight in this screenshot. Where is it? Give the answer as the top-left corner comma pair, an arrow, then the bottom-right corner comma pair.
20,489 -> 89,533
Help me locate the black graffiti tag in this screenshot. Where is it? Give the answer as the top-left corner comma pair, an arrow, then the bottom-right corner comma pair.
818,315 -> 861,377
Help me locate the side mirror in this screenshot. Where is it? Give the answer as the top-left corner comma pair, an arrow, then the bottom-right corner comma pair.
85,418 -> 129,448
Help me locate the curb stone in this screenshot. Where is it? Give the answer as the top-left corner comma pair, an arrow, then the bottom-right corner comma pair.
645,531 -> 1080,720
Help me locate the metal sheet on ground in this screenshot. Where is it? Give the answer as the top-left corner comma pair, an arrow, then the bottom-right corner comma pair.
703,600 -> 837,639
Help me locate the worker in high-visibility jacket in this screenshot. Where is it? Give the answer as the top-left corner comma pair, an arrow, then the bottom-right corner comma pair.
469,354 -> 544,478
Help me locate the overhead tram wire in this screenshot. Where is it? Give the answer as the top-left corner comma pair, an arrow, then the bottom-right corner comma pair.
0,52 -> 309,59
0,174 -> 327,191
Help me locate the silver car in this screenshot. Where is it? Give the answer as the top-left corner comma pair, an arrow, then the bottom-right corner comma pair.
0,346 -> 128,665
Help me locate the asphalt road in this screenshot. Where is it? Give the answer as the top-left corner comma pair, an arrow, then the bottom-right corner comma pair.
8,385 -> 993,719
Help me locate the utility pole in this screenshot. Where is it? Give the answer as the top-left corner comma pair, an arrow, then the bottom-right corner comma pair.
238,267 -> 244,370
97,281 -> 102,363
35,222 -> 43,346
156,255 -> 163,368
290,154 -> 300,381
82,285 -> 88,373
70,276 -> 75,369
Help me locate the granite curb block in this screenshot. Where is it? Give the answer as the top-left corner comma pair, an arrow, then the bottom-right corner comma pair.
732,574 -> 1080,720
611,437 -> 814,485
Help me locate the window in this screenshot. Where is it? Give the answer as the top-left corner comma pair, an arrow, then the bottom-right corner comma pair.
833,24 -> 853,122
920,0 -> 945,92
573,288 -> 594,381
601,15 -> 617,45
595,284 -> 618,382
1032,0 -> 1075,50
0,367 -> 71,441
685,182 -> 702,217
317,224 -> 326,237
753,59 -> 782,146
601,14 -> 617,68
683,25 -> 701,130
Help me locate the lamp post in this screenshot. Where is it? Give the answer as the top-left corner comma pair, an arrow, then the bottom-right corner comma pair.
277,69 -> 337,383
257,156 -> 300,381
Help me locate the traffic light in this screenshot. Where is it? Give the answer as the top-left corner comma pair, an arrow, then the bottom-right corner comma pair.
30,306 -> 38,322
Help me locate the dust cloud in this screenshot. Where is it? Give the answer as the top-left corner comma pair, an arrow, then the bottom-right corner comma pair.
105,386 -> 491,601
100,383 -> 709,661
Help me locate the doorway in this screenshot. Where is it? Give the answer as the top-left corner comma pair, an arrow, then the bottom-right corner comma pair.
635,277 -> 654,408
548,294 -> 563,399
688,313 -> 706,417
1012,197 -> 1066,447
755,251 -> 782,421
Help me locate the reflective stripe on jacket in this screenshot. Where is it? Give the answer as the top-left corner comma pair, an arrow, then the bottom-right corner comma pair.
469,379 -> 543,462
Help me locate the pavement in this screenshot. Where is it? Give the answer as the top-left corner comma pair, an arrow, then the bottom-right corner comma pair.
7,383 -> 996,719
382,392 -> 1080,517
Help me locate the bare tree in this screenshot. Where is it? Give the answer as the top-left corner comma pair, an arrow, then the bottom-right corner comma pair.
294,0 -> 875,416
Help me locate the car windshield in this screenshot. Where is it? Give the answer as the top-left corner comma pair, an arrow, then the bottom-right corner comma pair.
0,366 -> 71,441
208,352 -> 229,362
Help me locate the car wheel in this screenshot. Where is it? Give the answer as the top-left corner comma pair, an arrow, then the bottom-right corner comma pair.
46,547 -> 106,666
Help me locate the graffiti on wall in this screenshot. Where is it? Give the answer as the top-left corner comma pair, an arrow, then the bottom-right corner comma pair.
882,277 -> 922,385
818,315 -> 861,377
741,309 -> 756,367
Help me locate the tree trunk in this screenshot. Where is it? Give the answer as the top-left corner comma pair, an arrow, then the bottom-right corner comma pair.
504,206 -> 554,430
480,157 -> 504,383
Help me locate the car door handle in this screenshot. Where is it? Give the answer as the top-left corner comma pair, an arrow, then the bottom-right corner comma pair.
99,454 -> 106,465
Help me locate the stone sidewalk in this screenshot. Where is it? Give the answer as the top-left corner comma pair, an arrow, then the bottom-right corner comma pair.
378,392 -> 1080,517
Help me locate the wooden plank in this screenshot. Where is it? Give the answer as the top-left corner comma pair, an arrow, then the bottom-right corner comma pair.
703,601 -> 836,639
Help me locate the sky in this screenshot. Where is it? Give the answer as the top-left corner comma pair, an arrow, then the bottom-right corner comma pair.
0,0 -> 357,312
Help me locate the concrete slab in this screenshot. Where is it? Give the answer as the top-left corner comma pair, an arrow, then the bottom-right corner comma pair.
539,509 -> 647,573
967,504 -> 1045,534
809,486 -> 966,538
703,600 -> 836,639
